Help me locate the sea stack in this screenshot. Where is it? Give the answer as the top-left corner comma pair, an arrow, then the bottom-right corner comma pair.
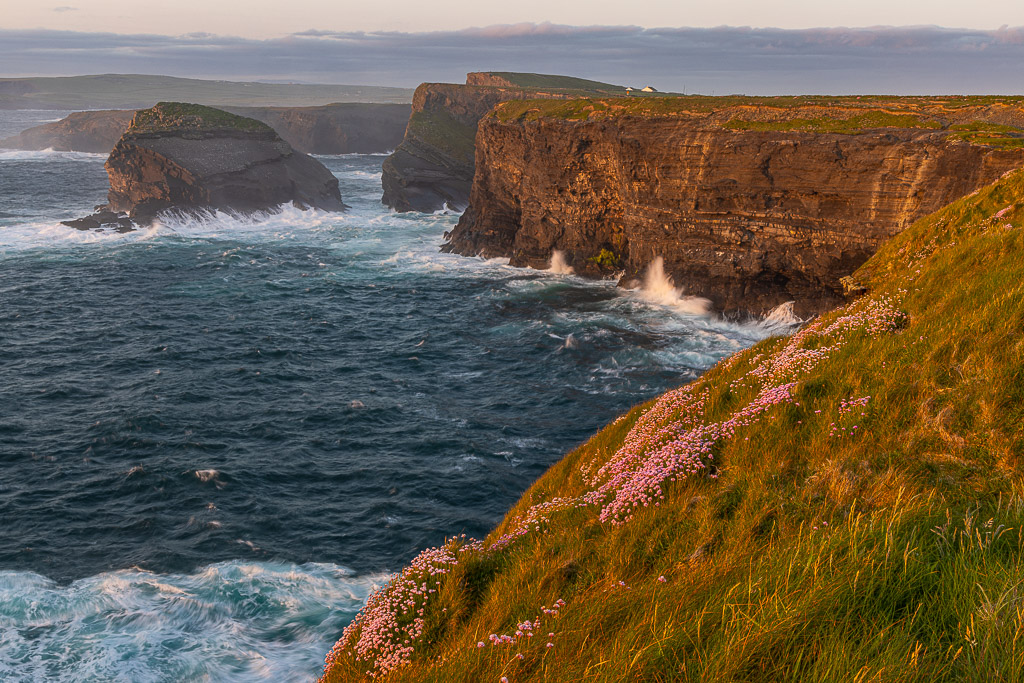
65,102 -> 345,229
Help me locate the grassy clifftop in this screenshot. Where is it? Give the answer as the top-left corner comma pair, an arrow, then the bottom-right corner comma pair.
128,102 -> 273,135
324,165 -> 1024,681
492,96 -> 1024,148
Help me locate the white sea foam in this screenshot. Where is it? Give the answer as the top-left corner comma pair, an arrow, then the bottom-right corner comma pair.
0,148 -> 107,162
0,561 -> 382,682
637,256 -> 712,314
759,301 -> 804,334
547,250 -> 575,275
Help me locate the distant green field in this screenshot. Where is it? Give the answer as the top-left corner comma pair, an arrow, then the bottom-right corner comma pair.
0,74 -> 414,110
477,72 -> 629,94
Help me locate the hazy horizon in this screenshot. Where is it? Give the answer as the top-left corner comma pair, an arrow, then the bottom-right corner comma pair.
4,23 -> 1024,95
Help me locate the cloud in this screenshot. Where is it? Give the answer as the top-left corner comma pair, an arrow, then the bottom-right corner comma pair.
2,23 -> 1024,94
52,6 -> 77,11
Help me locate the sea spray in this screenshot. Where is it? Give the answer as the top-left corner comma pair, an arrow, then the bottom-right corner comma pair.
639,256 -> 711,314
548,250 -> 575,275
759,301 -> 805,334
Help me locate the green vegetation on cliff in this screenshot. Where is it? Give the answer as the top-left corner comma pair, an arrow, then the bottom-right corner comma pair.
492,95 -> 1024,148
473,72 -> 629,95
129,102 -> 273,134
405,108 -> 477,163
324,165 -> 1024,681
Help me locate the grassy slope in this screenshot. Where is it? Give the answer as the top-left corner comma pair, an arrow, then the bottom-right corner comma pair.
324,167 -> 1024,682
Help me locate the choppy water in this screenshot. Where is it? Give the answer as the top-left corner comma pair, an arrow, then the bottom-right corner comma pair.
0,112 -> 788,680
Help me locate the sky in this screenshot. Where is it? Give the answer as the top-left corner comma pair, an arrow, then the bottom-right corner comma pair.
5,0 -> 1024,37
2,2 -> 1024,94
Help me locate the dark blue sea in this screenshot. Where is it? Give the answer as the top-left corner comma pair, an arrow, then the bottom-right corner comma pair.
0,111 -> 789,681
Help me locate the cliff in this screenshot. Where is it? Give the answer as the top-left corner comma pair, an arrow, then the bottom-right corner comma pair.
63,102 -> 344,228
323,163 -> 1024,683
445,96 -> 1024,316
0,110 -> 134,153
1,104 -> 411,155
381,73 -> 634,213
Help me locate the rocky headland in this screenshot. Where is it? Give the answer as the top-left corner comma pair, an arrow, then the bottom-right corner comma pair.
1,103 -> 410,155
444,96 -> 1024,316
63,102 -> 345,229
381,72 -> 631,212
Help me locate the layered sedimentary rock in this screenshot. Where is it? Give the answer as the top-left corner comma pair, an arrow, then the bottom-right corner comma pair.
64,102 -> 344,228
1,104 -> 410,155
381,73 -> 631,213
444,98 -> 1024,316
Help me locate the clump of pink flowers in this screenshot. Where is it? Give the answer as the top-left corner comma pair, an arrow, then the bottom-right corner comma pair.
326,293 -> 907,678
325,542 -> 464,677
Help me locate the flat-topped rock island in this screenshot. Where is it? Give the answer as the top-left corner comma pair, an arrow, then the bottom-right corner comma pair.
63,102 -> 346,230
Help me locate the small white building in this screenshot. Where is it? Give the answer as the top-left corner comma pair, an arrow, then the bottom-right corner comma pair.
641,86 -> 658,93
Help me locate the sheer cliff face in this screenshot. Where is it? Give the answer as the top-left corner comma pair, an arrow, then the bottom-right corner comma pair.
381,83 -> 602,213
445,111 -> 1024,316
381,84 -> 539,212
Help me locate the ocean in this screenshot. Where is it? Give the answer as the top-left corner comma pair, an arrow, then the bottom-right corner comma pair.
0,111 -> 790,681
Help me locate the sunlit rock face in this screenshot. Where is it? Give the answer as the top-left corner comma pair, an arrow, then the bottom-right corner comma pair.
446,101 -> 1024,316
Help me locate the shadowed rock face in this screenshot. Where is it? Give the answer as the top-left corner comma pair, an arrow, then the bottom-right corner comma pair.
65,102 -> 345,228
380,84 -> 535,213
381,74 -> 631,213
444,106 -> 1024,316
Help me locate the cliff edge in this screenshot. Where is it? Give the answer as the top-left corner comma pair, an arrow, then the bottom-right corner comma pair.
64,102 -> 345,229
444,96 -> 1024,316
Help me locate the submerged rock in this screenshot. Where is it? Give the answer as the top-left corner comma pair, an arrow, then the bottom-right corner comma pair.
60,210 -> 135,233
68,102 -> 346,229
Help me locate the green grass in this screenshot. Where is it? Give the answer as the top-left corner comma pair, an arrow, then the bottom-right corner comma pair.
491,96 -> 1024,148
129,101 -> 272,133
476,72 -> 629,94
948,123 -> 1024,149
323,167 -> 1024,682
723,111 -> 943,134
406,107 -> 477,163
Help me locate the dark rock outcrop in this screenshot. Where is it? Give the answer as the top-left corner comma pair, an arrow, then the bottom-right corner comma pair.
2,104 -> 410,155
444,99 -> 1024,316
381,73 -> 635,213
64,102 -> 345,228
1,110 -> 134,153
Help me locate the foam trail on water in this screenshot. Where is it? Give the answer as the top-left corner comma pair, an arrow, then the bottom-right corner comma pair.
548,250 -> 575,275
0,149 -> 107,162
639,256 -> 711,315
0,561 -> 383,682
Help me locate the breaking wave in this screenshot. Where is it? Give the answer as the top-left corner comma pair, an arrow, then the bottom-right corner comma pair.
0,561 -> 382,682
